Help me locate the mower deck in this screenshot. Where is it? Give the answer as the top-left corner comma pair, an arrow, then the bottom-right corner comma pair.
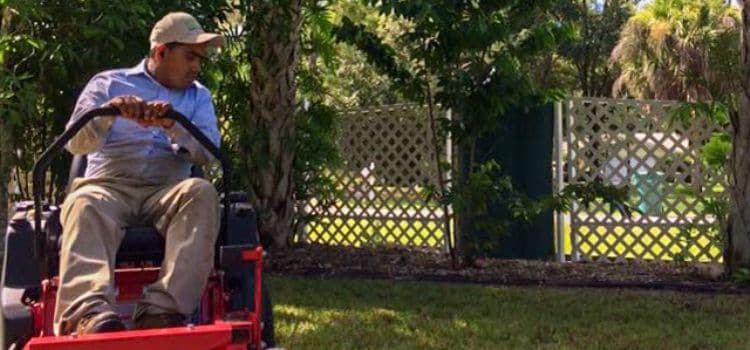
20,247 -> 264,350
24,321 -> 257,350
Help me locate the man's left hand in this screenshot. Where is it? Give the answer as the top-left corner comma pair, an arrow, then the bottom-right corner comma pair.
143,101 -> 175,129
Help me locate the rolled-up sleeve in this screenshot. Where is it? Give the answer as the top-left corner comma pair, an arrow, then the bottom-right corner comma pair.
166,87 -> 221,166
65,74 -> 115,155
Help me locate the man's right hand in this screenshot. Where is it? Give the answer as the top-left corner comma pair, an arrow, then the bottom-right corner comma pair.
106,95 -> 149,127
106,96 -> 173,129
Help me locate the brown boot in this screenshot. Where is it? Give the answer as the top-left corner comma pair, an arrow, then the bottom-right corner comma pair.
134,313 -> 185,330
75,311 -> 126,335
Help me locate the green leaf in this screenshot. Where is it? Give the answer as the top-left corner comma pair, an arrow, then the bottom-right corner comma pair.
701,132 -> 731,170
25,38 -> 42,50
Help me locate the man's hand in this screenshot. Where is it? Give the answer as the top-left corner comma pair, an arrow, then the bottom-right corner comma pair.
143,101 -> 175,129
106,96 -> 174,129
107,95 -> 146,124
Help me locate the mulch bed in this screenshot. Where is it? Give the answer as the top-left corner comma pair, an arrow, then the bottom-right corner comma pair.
266,243 -> 750,294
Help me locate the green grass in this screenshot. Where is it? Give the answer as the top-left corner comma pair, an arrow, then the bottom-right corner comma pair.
269,276 -> 750,350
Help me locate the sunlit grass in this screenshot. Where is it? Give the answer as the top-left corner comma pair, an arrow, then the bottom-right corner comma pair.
269,276 -> 750,350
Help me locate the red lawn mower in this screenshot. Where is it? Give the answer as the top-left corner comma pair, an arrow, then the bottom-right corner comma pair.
0,107 -> 275,349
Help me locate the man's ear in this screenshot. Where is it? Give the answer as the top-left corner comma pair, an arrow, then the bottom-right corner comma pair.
154,44 -> 167,61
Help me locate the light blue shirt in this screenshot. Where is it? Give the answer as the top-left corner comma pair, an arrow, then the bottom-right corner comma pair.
66,59 -> 220,184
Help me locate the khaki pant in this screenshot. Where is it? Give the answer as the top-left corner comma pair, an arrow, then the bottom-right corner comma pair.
54,177 -> 220,335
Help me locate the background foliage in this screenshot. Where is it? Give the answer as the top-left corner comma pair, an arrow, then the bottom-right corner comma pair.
0,0 -> 690,258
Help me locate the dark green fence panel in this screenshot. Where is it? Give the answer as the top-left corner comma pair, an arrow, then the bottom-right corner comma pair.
462,104 -> 554,259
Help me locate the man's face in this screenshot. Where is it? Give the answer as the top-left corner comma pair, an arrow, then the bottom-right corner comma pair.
158,43 -> 209,89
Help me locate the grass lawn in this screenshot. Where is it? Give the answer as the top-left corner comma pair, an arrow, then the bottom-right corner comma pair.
269,275 -> 750,349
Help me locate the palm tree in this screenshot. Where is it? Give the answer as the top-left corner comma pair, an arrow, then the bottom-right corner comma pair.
0,111 -> 11,237
731,0 -> 750,273
244,0 -> 303,250
1,6 -> 17,236
610,0 -> 739,101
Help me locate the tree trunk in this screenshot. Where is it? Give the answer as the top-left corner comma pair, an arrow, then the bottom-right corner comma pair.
245,0 -> 302,250
728,1 -> 750,273
0,7 -> 14,242
0,116 -> 11,239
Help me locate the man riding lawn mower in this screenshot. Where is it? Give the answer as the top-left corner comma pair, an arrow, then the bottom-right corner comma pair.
1,12 -> 276,349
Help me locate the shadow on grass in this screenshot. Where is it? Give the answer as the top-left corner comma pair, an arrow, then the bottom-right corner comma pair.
267,275 -> 750,350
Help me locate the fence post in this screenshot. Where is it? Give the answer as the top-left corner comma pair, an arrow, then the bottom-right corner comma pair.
567,100 -> 581,261
444,109 -> 454,254
554,101 -> 565,263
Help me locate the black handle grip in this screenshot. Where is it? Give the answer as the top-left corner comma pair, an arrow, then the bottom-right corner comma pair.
32,106 -> 231,278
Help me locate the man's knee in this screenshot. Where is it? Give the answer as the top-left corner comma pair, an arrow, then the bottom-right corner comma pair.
59,192 -> 117,252
174,179 -> 220,239
61,191 -> 104,222
181,178 -> 218,203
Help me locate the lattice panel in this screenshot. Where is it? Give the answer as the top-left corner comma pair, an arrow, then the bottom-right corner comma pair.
304,104 -> 450,249
565,98 -> 724,262
202,112 -> 240,187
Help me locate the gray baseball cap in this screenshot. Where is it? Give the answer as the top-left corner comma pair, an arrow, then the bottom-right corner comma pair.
149,12 -> 224,49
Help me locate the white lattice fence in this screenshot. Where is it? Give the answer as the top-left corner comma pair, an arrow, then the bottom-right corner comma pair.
564,98 -> 725,262
303,104 -> 450,249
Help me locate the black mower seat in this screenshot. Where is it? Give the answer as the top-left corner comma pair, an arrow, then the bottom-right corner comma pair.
117,226 -> 164,262
53,226 -> 165,265
116,226 -> 165,263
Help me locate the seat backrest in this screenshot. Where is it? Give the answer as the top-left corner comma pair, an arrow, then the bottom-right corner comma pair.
67,155 -> 88,190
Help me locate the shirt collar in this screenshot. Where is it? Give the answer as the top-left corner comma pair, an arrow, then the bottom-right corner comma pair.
125,59 -> 148,77
125,59 -> 196,90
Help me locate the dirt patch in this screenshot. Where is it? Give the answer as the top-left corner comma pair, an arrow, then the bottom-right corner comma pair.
267,244 -> 749,294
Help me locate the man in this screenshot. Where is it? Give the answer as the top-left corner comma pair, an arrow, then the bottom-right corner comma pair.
55,12 -> 223,336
